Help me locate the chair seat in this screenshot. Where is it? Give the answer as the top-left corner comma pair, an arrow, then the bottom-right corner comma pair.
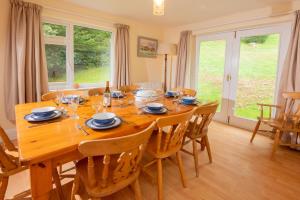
5,149 -> 19,163
76,156 -> 140,197
259,117 -> 300,132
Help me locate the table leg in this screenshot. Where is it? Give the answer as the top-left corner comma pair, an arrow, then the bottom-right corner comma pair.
30,160 -> 53,200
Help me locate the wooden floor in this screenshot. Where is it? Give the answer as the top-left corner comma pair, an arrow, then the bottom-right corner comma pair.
6,122 -> 300,200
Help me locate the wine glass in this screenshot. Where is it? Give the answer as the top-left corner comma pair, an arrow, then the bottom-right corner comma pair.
116,91 -> 123,107
55,91 -> 64,111
103,96 -> 110,112
92,100 -> 102,114
69,97 -> 80,119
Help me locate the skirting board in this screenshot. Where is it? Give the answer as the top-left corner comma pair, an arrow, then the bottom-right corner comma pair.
5,128 -> 17,140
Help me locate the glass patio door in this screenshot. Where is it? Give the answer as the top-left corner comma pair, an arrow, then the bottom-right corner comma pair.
229,25 -> 291,130
196,32 -> 235,123
196,23 -> 291,130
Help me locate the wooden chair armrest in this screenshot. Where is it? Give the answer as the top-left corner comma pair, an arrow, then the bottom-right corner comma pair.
257,103 -> 281,109
257,103 -> 282,120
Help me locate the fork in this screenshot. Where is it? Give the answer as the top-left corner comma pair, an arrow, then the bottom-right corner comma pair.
76,124 -> 89,136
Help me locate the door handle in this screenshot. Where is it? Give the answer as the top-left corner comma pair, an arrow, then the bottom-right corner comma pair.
226,74 -> 232,81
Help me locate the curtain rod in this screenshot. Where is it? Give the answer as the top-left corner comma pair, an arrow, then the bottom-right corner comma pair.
192,10 -> 295,35
41,4 -> 117,25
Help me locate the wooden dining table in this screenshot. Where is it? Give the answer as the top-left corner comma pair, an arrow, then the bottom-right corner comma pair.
15,94 -> 194,200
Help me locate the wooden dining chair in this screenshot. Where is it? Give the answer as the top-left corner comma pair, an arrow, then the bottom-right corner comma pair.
0,126 -> 66,200
71,122 -> 156,200
172,88 -> 197,97
88,88 -> 105,96
120,85 -> 139,93
42,90 -> 85,101
250,92 -> 300,142
269,112 -> 300,157
143,109 -> 195,200
181,102 -> 218,177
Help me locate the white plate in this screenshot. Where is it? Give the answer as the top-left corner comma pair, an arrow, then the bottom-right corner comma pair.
92,118 -> 116,127
179,100 -> 198,105
136,90 -> 158,97
24,110 -> 62,122
142,107 -> 167,114
146,103 -> 164,110
86,117 -> 121,130
31,106 -> 56,115
92,112 -> 116,122
182,96 -> 196,101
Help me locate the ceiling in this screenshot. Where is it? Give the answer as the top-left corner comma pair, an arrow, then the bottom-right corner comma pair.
64,0 -> 293,26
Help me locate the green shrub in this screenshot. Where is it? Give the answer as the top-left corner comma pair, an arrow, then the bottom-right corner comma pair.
241,35 -> 269,44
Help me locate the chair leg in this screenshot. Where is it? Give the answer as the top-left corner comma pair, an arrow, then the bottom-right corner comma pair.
131,178 -> 142,200
271,129 -> 281,158
0,177 -> 9,200
251,119 -> 261,143
200,138 -> 206,151
204,135 -> 213,163
175,152 -> 187,188
157,159 -> 163,200
52,167 -> 64,200
192,139 -> 199,177
71,172 -> 80,200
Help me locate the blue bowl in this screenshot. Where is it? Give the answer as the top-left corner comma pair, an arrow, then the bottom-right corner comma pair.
182,96 -> 196,104
32,106 -> 56,117
92,112 -> 116,124
167,91 -> 178,97
112,91 -> 123,98
146,103 -> 164,111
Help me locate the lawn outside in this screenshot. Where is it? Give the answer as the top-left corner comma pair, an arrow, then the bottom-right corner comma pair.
48,66 -> 110,84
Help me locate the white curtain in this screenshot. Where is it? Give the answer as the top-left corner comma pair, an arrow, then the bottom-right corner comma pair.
277,10 -> 300,104
175,31 -> 192,88
5,0 -> 48,121
277,10 -> 300,149
114,24 -> 130,89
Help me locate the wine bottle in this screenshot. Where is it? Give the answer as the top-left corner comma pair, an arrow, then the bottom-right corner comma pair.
103,81 -> 112,107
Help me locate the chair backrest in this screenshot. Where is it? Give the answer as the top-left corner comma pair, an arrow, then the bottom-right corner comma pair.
186,103 -> 218,139
42,90 -> 85,101
88,88 -> 105,96
78,122 -> 155,188
279,92 -> 300,118
0,127 -> 17,151
154,109 -> 195,155
119,85 -> 139,93
173,88 -> 197,97
0,127 -> 18,172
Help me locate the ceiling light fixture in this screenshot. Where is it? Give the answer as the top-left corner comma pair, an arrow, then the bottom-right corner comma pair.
153,0 -> 165,16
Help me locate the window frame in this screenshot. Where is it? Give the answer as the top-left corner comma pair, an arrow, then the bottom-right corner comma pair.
43,18 -> 115,90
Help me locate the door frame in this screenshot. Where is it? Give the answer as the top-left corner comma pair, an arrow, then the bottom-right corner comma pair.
194,22 -> 292,130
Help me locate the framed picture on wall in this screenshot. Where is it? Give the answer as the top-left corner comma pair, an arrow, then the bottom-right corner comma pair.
137,36 -> 158,58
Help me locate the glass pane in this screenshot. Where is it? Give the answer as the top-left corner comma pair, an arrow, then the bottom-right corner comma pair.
43,23 -> 66,37
45,44 -> 67,82
197,40 -> 226,111
235,34 -> 280,119
74,25 -> 112,84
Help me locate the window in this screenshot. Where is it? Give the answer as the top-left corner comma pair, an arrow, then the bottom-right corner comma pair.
43,22 -> 113,88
